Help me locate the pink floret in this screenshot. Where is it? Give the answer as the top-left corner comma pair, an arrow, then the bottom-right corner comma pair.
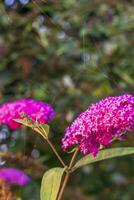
62,94 -> 134,156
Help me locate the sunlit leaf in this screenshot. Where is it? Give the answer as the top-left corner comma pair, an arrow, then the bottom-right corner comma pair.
14,114 -> 49,139
39,124 -> 50,136
14,115 -> 33,128
73,147 -> 134,171
40,167 -> 65,200
67,147 -> 78,154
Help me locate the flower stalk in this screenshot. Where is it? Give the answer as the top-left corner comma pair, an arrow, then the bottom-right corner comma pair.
36,124 -> 66,168
46,139 -> 66,168
57,147 -> 79,200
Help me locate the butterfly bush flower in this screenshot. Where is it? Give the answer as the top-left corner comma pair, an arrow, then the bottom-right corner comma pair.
0,168 -> 30,186
62,94 -> 134,156
0,99 -> 55,129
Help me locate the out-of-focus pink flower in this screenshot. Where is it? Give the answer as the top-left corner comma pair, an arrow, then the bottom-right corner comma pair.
0,99 -> 55,129
0,168 -> 30,186
62,94 -> 134,156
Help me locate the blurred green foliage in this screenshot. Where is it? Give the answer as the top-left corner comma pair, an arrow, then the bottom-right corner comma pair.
0,0 -> 134,199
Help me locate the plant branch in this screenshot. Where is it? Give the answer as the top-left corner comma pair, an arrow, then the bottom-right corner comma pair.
57,147 -> 79,200
46,138 -> 66,168
31,126 -> 66,168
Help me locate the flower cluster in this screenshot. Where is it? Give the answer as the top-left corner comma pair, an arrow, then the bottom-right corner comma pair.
62,94 -> 134,156
0,99 -> 55,129
0,168 -> 30,186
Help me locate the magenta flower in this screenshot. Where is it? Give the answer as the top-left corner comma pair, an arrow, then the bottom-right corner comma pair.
62,94 -> 134,156
0,99 -> 55,129
0,168 -> 30,186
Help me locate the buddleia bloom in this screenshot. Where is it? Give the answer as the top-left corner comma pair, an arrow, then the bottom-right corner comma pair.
0,168 -> 30,186
0,99 -> 55,129
62,94 -> 134,156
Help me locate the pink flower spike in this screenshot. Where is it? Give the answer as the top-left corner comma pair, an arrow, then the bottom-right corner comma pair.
0,99 -> 55,129
0,168 -> 30,186
62,94 -> 134,156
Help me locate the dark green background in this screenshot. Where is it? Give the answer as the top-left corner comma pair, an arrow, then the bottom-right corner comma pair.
0,0 -> 134,199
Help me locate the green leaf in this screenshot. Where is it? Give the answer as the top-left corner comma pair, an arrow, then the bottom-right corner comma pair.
14,114 -> 50,139
39,124 -> 50,136
14,118 -> 32,127
67,147 -> 78,154
73,147 -> 134,171
40,167 -> 65,200
14,113 -> 33,128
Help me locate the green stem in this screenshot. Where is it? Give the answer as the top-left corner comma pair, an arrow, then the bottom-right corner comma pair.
57,147 -> 79,200
46,139 -> 66,168
32,127 -> 66,168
